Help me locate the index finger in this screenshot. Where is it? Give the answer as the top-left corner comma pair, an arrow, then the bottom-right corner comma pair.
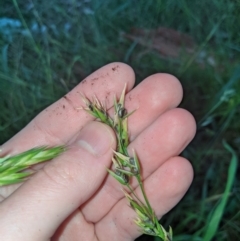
1,63 -> 135,155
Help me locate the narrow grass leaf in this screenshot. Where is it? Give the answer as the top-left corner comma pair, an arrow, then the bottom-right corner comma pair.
202,141 -> 238,241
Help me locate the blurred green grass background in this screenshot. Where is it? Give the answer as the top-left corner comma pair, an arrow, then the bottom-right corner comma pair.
0,0 -> 239,240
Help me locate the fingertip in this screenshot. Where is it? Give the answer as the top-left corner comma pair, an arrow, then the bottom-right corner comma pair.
106,62 -> 136,93
82,62 -> 135,94
170,108 -> 197,142
162,156 -> 194,197
147,73 -> 183,108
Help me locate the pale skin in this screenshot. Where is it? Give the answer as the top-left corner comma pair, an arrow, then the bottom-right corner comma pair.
0,63 -> 196,241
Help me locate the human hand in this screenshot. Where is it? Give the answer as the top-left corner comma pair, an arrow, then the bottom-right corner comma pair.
0,63 -> 196,241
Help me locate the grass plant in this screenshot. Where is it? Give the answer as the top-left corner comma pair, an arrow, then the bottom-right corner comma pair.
0,146 -> 65,186
0,0 -> 240,240
82,86 -> 172,240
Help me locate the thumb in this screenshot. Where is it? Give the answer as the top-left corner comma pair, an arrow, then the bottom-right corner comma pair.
0,121 -> 116,241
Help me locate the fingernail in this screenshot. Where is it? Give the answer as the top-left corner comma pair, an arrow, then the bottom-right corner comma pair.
77,122 -> 114,157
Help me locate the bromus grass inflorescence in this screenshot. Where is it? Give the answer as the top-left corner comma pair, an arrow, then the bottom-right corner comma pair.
0,146 -> 65,186
81,85 -> 173,241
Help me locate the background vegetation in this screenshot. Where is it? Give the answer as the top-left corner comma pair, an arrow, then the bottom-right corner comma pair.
0,0 -> 239,240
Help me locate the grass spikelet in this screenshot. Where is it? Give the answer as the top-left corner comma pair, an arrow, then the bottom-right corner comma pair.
0,146 -> 65,186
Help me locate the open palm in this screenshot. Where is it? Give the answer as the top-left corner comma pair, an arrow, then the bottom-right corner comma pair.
0,63 -> 195,241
